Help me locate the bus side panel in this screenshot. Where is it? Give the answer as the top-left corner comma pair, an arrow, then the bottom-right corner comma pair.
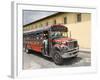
29,42 -> 43,53
26,39 -> 43,53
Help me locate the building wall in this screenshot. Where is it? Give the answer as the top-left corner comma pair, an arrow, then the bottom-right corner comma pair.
65,13 -> 91,49
23,13 -> 91,49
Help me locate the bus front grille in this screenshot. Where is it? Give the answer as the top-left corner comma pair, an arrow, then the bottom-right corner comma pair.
68,41 -> 78,49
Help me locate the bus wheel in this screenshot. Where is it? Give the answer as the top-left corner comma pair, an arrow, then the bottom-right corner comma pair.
25,48 -> 31,54
52,51 -> 63,65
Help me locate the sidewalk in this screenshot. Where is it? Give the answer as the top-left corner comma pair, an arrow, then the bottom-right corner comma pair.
79,48 -> 91,53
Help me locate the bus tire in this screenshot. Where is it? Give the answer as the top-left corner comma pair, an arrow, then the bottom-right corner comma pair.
52,51 -> 63,65
25,48 -> 31,54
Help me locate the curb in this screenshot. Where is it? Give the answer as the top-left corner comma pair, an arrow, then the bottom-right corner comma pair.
79,48 -> 91,53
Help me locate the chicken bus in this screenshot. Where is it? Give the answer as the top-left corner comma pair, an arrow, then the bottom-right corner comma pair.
23,24 -> 79,65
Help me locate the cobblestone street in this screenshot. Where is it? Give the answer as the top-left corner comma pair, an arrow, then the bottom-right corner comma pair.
23,50 -> 91,70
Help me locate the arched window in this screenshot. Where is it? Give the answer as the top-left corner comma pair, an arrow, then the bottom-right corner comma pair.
63,17 -> 67,24
77,13 -> 81,22
46,22 -> 48,26
53,20 -> 56,24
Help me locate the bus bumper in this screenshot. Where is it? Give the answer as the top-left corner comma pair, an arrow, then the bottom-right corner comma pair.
61,47 -> 79,58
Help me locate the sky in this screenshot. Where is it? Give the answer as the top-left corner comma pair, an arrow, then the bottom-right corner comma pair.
23,10 -> 57,25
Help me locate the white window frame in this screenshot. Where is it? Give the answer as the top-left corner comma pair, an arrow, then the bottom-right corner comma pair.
11,1 -> 97,78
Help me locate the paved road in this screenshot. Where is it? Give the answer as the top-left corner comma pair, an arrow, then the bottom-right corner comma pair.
23,50 -> 91,70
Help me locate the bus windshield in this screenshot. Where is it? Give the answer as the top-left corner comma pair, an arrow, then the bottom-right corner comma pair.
50,31 -> 68,39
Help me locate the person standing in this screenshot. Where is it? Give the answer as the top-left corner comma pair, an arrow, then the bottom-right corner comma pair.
43,34 -> 48,55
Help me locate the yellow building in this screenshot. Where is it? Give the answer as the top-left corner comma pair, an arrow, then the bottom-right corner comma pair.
23,12 -> 91,49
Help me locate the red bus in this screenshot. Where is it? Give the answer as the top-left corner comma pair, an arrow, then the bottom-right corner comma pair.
23,24 -> 79,65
